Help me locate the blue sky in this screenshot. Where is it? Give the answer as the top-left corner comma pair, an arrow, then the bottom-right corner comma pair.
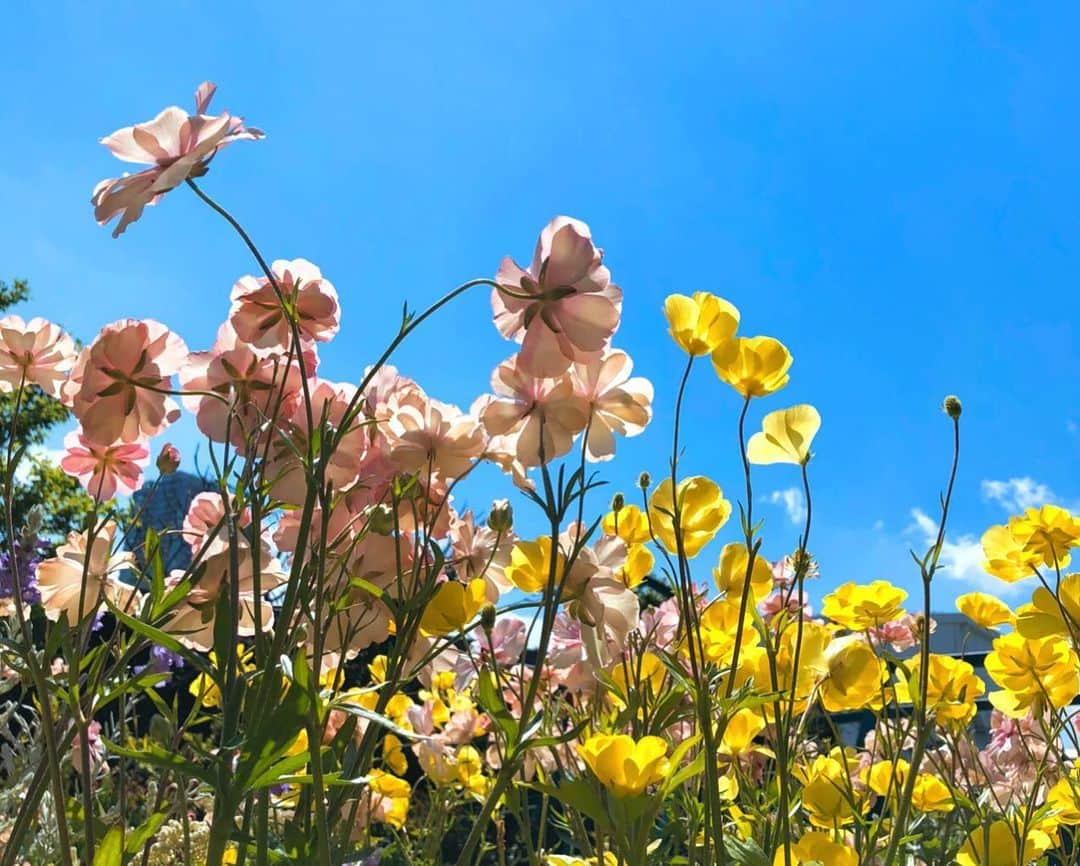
2,2 -> 1078,610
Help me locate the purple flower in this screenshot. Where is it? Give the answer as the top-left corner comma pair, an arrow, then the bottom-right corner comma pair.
0,530 -> 46,606
136,643 -> 185,686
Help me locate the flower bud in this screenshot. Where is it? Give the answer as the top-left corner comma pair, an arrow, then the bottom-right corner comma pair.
156,443 -> 181,475
22,505 -> 43,539
367,504 -> 396,535
942,395 -> 962,420
611,493 -> 625,513
638,472 -> 651,490
487,499 -> 513,534
479,604 -> 497,633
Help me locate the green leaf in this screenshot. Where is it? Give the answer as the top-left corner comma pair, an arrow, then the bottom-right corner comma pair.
476,670 -> 518,742
104,597 -> 214,679
533,777 -> 612,834
125,811 -> 168,854
92,826 -> 123,866
725,836 -> 769,866
103,738 -> 215,786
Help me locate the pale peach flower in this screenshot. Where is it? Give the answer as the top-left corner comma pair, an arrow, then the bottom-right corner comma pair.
155,442 -> 181,474
387,390 -> 485,480
60,428 -> 149,500
229,258 -> 340,349
93,81 -> 263,237
64,319 -> 188,445
36,522 -> 138,624
165,535 -> 285,651
0,316 -> 77,398
479,355 -> 588,466
179,322 -> 304,447
570,349 -> 653,461
492,216 -> 622,376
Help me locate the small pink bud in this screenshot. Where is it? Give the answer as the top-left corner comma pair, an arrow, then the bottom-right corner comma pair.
156,443 -> 181,475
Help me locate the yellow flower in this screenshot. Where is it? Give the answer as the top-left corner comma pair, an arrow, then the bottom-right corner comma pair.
758,619 -> 831,708
746,405 -> 821,466
1008,504 -> 1080,569
188,648 -> 255,708
911,774 -> 954,813
578,733 -> 670,798
648,476 -> 731,557
821,581 -> 907,630
819,636 -> 887,713
721,708 -> 766,758
419,578 -> 487,636
663,292 -> 740,356
619,543 -> 654,589
775,831 -> 857,866
713,542 -> 774,603
986,631 -> 1080,718
504,536 -> 565,593
383,733 -> 408,775
956,591 -> 1013,629
611,651 -> 667,706
796,751 -> 864,827
711,336 -> 792,398
956,819 -> 1051,866
699,598 -> 760,667
894,654 -> 985,728
1015,573 -> 1080,639
982,523 -> 1042,583
867,758 -> 909,799
602,504 -> 652,545
366,769 -> 411,829
1047,771 -> 1080,825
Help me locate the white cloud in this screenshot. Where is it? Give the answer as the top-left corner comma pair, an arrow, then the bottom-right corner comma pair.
766,487 -> 806,525
906,507 -> 1023,596
981,477 -> 1056,512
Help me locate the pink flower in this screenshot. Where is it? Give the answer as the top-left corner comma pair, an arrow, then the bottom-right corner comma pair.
156,442 -> 181,474
179,322 -> 304,447
570,349 -> 653,461
60,428 -> 149,500
492,217 -> 622,377
72,721 -> 105,776
229,259 -> 340,349
64,319 -> 188,445
448,508 -> 516,600
479,355 -> 588,467
182,492 -> 252,555
474,616 -> 527,666
0,316 -> 77,398
92,81 -> 263,237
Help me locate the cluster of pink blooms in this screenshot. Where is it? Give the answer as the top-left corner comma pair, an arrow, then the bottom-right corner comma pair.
0,82 -> 664,683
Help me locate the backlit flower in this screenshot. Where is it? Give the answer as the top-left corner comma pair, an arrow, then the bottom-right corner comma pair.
1015,573 -> 1080,639
822,581 -> 907,631
663,292 -> 739,356
35,522 -> 138,624
956,820 -> 1051,866
601,504 -> 651,545
570,350 -> 653,461
711,336 -> 792,398
577,733 -> 669,798
894,654 -> 985,728
229,258 -> 340,349
648,476 -> 731,558
0,316 -> 77,398
956,591 -> 1013,630
1007,505 -> 1080,570
713,542 -> 773,603
64,319 -> 188,445
93,81 -> 262,237
986,632 -> 1080,718
492,217 -> 622,377
60,428 -> 149,500
504,537 -> 565,593
982,523 -> 1043,583
819,636 -> 887,712
479,355 -> 588,466
419,579 -> 487,636
746,404 -> 820,466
